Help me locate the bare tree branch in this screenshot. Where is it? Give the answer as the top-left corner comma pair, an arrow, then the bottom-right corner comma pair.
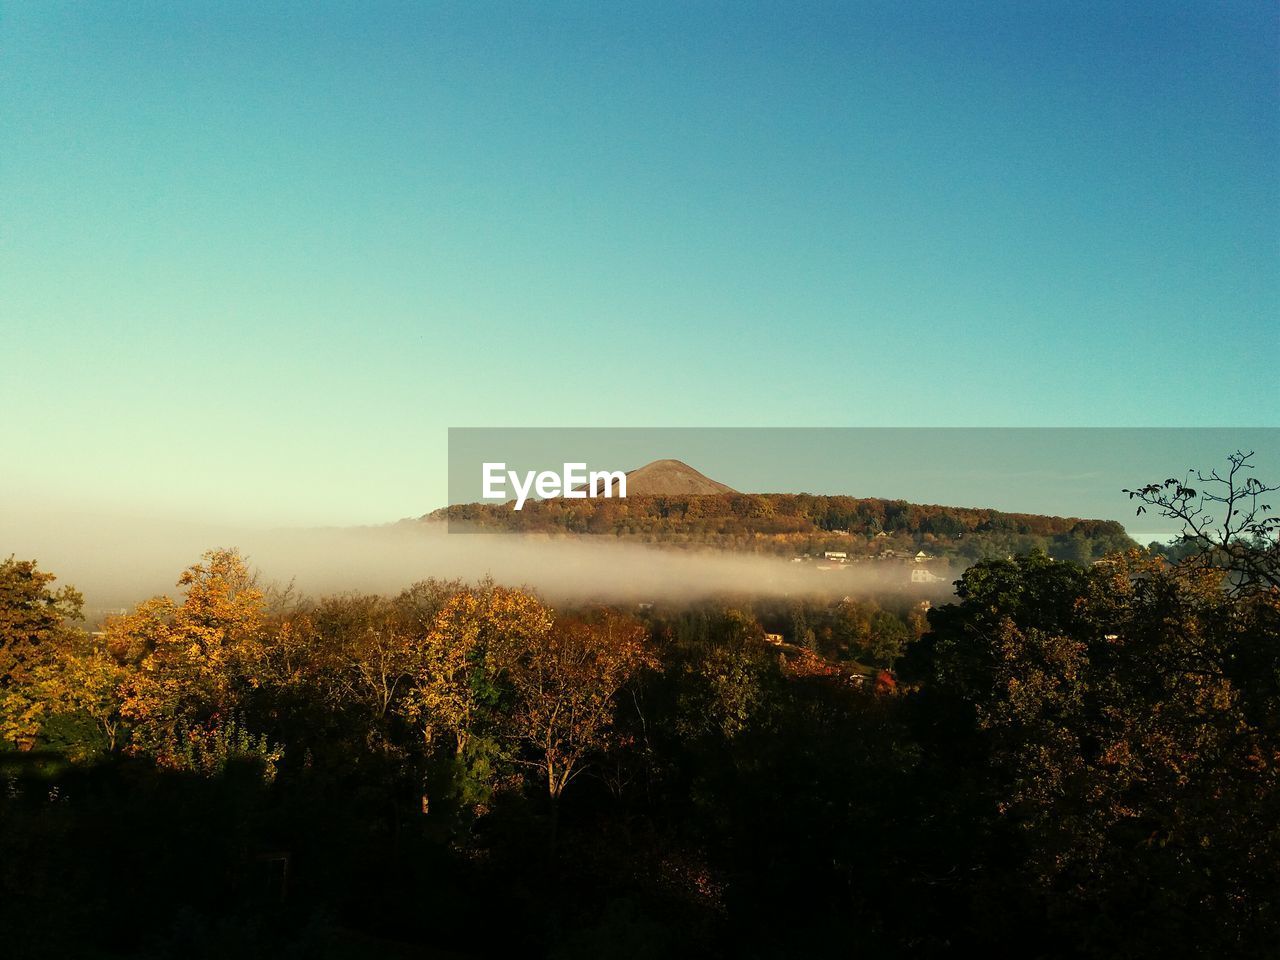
1124,450 -> 1279,593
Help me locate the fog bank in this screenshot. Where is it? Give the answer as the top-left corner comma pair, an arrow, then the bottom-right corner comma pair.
1,510 -> 955,616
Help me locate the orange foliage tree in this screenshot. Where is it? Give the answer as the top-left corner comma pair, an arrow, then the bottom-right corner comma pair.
495,608 -> 659,810
111,549 -> 277,772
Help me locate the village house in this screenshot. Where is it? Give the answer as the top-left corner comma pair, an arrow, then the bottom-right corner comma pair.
910,567 -> 947,584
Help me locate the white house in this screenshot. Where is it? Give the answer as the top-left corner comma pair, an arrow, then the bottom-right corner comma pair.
911,568 -> 946,584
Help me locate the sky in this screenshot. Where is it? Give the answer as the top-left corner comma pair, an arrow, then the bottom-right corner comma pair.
2,1 -> 1277,527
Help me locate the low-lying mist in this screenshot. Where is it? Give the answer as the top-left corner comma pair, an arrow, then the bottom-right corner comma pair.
2,511 -> 956,617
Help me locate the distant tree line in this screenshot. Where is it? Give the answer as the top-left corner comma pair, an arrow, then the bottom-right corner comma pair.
434,493 -> 1136,562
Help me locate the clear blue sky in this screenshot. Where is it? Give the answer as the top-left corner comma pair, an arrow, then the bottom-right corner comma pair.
2,2 -> 1276,525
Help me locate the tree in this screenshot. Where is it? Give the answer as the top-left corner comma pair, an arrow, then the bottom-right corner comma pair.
675,608 -> 780,744
402,583 -> 551,757
1125,449 -> 1279,593
829,599 -> 871,659
0,556 -> 83,690
909,549 -> 1280,955
310,594 -> 419,727
113,549 -> 274,771
34,639 -> 129,755
0,557 -> 84,749
496,608 -> 658,819
391,577 -> 467,634
867,610 -> 909,668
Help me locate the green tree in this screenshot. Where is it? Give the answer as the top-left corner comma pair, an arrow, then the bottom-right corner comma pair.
908,549 -> 1279,956
676,609 -> 781,744
866,610 -> 910,668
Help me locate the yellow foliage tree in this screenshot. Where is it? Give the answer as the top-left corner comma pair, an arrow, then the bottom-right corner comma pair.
401,584 -> 553,757
40,640 -> 129,756
113,549 -> 270,768
0,556 -> 84,749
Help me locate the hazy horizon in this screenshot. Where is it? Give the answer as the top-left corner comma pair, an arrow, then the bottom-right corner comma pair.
1,506 -> 972,615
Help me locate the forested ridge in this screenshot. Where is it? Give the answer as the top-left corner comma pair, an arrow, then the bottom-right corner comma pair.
431,493 -> 1136,562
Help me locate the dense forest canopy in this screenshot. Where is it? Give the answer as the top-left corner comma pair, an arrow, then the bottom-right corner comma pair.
2,455 -> 1276,958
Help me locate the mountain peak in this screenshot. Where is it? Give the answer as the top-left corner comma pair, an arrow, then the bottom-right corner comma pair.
604,459 -> 737,496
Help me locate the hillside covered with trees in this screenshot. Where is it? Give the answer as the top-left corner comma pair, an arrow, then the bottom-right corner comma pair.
430,492 -> 1137,563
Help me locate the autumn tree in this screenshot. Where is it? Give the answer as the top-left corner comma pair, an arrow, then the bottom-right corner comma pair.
311,594 -> 419,728
112,549 -> 277,772
30,638 -> 129,756
397,583 -> 553,814
402,583 -> 551,755
0,556 -> 83,690
391,577 -> 467,634
0,557 -> 84,749
495,608 -> 658,819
